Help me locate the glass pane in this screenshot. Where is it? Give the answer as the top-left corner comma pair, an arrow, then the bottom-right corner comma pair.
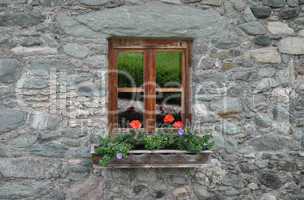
118,92 -> 144,128
156,92 -> 182,128
156,52 -> 182,88
118,52 -> 144,88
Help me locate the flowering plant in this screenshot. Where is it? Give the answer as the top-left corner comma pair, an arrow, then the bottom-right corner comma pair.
95,128 -> 214,166
163,114 -> 175,124
129,120 -> 142,129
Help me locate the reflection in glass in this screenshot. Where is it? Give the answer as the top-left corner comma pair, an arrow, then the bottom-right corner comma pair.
118,92 -> 144,128
118,52 -> 144,88
156,52 -> 182,88
156,92 -> 182,128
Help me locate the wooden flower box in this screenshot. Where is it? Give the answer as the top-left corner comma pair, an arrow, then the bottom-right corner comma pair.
91,145 -> 212,168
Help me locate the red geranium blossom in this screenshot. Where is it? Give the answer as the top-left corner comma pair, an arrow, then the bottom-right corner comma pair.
129,120 -> 142,129
173,121 -> 184,129
163,114 -> 175,124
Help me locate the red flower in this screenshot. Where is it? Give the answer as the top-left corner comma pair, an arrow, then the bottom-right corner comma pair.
163,114 -> 175,124
129,120 -> 142,129
173,121 -> 184,129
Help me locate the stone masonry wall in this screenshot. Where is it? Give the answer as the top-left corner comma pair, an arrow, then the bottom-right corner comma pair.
0,0 -> 303,199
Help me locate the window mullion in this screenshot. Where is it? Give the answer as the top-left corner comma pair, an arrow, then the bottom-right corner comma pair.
144,49 -> 156,133
108,48 -> 118,133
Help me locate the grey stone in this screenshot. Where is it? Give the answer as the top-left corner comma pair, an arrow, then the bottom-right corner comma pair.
232,0 -> 247,11
276,69 -> 289,86
30,112 -> 61,130
249,47 -> 281,64
31,142 -> 67,157
298,30 -> 304,37
181,0 -> 201,3
78,85 -> 97,97
255,113 -> 273,128
57,15 -> 99,38
263,0 -> 285,8
13,13 -> 44,27
250,134 -> 292,151
21,76 -> 49,89
255,78 -> 279,93
0,181 -> 58,200
254,35 -> 272,46
258,67 -> 276,78
258,171 -> 281,189
210,97 -> 242,114
222,121 -> 241,135
11,46 -> 57,56
160,0 -> 182,4
201,0 -> 223,6
104,0 -> 124,8
76,2 -> 230,38
9,134 -> 38,148
287,0 -> 299,7
294,17 -> 304,26
63,43 -> 90,58
0,109 -> 26,133
279,37 -> 304,55
65,175 -> 104,200
279,8 -> 299,19
65,147 -> 91,158
250,6 -> 272,18
38,0 -> 63,6
248,183 -> 258,190
84,55 -> 105,68
267,21 -> 294,35
80,0 -> 124,7
229,68 -> 257,81
0,12 -> 44,27
0,58 -> 19,83
239,21 -> 267,35
193,184 -> 211,199
243,7 -> 257,22
0,157 -> 62,178
79,0 -> 108,6
300,0 -> 304,4
273,105 -> 289,121
21,37 -> 42,47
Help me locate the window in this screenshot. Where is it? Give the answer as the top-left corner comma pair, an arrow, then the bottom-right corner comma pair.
108,38 -> 192,133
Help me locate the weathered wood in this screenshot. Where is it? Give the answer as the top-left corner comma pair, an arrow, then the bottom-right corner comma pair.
110,38 -> 191,49
117,88 -> 182,93
144,49 -> 156,133
108,38 -> 192,135
91,145 -> 211,169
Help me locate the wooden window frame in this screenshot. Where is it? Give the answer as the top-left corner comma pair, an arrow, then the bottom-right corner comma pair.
108,38 -> 192,134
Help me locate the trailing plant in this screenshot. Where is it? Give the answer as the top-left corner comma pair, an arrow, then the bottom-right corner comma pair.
95,128 -> 214,167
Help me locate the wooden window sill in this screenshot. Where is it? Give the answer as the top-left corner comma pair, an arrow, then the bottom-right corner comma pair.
91,144 -> 212,169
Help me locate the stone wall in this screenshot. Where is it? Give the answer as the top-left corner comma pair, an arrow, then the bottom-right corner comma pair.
0,0 -> 303,199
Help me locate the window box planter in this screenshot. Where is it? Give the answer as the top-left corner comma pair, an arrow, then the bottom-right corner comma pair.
91,145 -> 212,168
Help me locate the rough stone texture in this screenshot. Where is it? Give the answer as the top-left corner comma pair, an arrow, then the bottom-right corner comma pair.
263,0 -> 286,8
0,0 -> 303,200
0,109 -> 27,133
11,46 -> 58,56
63,43 -> 90,58
76,2 -> 230,38
279,37 -> 304,55
239,21 -> 267,35
254,35 -> 272,46
0,58 -> 19,83
249,47 -> 281,64
279,8 -> 299,19
267,21 -> 294,35
251,6 -> 272,18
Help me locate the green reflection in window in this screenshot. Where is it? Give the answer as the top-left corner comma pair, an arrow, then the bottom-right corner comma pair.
118,52 -> 144,87
156,52 -> 182,88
